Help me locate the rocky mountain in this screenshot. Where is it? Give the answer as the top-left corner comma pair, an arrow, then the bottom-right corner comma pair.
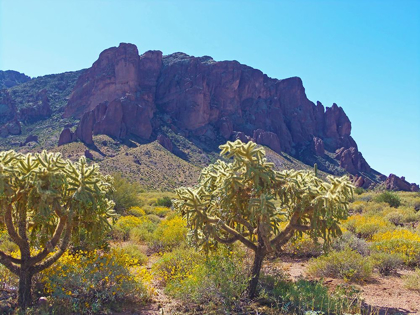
0,70 -> 31,89
0,43 -> 417,191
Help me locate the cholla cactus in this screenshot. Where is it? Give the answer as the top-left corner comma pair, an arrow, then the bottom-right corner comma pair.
0,150 -> 116,308
174,140 -> 353,298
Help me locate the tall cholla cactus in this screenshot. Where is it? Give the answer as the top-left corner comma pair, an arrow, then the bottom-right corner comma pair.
174,140 -> 353,298
0,150 -> 117,309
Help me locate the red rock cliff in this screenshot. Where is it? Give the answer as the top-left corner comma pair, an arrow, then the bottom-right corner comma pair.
61,43 -> 370,176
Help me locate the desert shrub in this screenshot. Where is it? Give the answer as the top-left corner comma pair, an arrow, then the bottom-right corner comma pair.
152,247 -> 203,285
361,202 -> 390,215
403,268 -> 420,291
41,249 -> 148,314
371,229 -> 420,265
344,215 -> 393,240
348,200 -> 367,214
331,231 -> 370,256
354,187 -> 365,195
282,234 -> 323,257
112,215 -> 150,241
155,196 -> 173,208
307,248 -> 373,282
111,173 -> 142,213
146,206 -> 171,218
383,206 -> 418,226
0,229 -> 18,253
148,215 -> 188,251
268,278 -> 361,314
127,206 -> 146,217
129,220 -> 158,243
165,248 -> 249,310
120,244 -> 148,265
374,191 -> 401,208
355,192 -> 375,202
147,214 -> 161,224
370,252 -> 404,276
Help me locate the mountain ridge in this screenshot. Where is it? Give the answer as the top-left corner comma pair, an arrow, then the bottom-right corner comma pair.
0,43 -> 418,192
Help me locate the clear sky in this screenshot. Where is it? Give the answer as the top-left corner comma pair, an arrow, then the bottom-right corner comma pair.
1,0 -> 419,183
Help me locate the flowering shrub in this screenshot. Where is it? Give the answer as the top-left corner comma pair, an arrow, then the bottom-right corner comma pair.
41,248 -> 148,314
112,215 -> 150,240
307,248 -> 373,282
344,215 -> 393,240
371,229 -> 420,265
148,215 -> 187,251
127,206 -> 146,217
165,248 -> 249,310
146,206 -> 171,218
120,244 -> 148,265
152,247 -> 203,285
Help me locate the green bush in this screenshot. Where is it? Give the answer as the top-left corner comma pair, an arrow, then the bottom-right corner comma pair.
155,196 -> 173,208
354,187 -> 365,195
129,221 -> 158,243
0,230 -> 18,253
403,268 -> 420,291
111,173 -> 142,213
267,278 -> 361,314
307,248 -> 373,282
370,252 -> 403,276
374,191 -> 401,208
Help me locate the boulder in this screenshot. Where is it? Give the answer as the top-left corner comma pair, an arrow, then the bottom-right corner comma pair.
252,129 -> 281,153
58,128 -> 76,146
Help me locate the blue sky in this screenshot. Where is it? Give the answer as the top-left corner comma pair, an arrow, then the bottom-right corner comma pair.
1,0 -> 419,183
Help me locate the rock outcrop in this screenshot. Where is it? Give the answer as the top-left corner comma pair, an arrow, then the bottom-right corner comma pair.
335,147 -> 370,175
0,90 -> 21,137
58,128 -> 76,146
61,43 -> 373,178
19,89 -> 52,123
0,70 -> 31,89
384,174 -> 419,192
